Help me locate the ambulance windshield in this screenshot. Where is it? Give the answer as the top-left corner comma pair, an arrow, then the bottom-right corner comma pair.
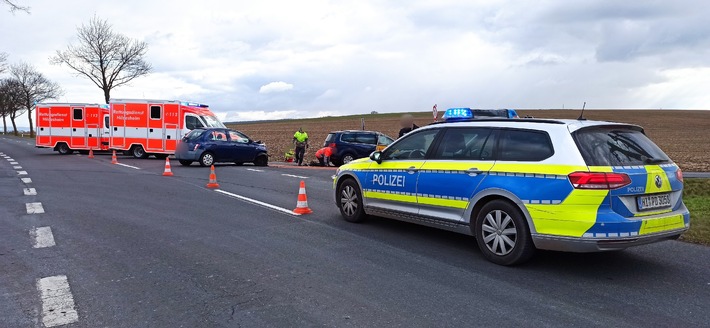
201,115 -> 226,128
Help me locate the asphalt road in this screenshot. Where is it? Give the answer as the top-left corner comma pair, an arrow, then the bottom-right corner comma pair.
1,135 -> 709,328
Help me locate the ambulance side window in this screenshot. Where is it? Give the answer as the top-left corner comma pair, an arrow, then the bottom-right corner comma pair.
150,106 -> 161,119
73,108 -> 83,120
104,116 -> 110,128
185,116 -> 204,130
382,129 -> 439,160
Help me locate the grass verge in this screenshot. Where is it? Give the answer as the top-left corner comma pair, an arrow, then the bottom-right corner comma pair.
682,178 -> 710,245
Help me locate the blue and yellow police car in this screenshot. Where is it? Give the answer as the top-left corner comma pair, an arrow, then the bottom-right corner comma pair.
333,108 -> 690,265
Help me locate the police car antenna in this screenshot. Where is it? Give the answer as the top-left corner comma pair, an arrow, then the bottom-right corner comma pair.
577,102 -> 587,121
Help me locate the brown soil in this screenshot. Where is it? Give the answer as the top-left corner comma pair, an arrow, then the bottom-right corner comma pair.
227,110 -> 710,171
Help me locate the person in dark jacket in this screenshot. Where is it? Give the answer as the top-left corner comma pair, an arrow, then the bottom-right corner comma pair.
398,114 -> 419,138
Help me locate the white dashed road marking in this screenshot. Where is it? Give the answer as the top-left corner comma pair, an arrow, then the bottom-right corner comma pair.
37,275 -> 79,327
17,171 -> 28,175
116,163 -> 141,170
21,177 -> 32,184
10,161 -> 18,165
246,168 -> 264,172
24,188 -> 37,196
26,202 -> 45,214
14,166 -> 22,169
282,173 -> 309,179
31,227 -> 56,248
215,189 -> 300,216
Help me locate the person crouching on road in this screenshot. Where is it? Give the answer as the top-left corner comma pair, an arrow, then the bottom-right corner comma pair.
398,114 -> 419,138
315,146 -> 334,167
293,127 -> 309,166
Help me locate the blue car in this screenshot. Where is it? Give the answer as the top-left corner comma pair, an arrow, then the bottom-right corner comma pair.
324,130 -> 394,166
175,128 -> 268,167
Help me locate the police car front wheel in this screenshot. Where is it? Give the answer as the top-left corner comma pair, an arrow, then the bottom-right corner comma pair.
474,200 -> 534,266
338,179 -> 366,222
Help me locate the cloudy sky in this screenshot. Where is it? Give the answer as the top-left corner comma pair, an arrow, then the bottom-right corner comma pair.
2,0 -> 709,125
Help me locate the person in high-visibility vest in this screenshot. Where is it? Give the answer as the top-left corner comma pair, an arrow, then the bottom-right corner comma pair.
293,127 -> 309,166
314,146 -> 334,167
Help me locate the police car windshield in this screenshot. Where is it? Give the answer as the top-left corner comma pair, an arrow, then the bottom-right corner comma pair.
574,127 -> 671,166
201,115 -> 226,128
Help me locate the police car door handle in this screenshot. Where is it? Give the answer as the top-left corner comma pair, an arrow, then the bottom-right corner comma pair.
465,168 -> 483,174
407,166 -> 418,173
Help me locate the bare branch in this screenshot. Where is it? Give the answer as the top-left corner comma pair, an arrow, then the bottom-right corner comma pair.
3,0 -> 30,13
50,16 -> 152,103
0,52 -> 7,74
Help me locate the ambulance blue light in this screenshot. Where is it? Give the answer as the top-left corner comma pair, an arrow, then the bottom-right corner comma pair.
443,108 -> 474,122
180,101 -> 209,108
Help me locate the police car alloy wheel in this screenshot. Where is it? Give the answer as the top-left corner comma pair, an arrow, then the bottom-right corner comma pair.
338,179 -> 366,222
475,200 -> 534,266
200,152 -> 215,167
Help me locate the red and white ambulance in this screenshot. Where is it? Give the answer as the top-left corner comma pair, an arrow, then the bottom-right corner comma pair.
35,103 -> 111,154
108,99 -> 225,158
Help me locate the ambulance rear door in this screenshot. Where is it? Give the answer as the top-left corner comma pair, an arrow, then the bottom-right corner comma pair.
36,105 -> 52,147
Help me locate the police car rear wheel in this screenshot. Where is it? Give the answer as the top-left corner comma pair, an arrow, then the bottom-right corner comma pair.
338,179 -> 366,222
475,200 -> 534,266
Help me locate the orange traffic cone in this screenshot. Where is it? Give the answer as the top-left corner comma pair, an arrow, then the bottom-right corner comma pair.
206,165 -> 220,188
88,148 -> 94,159
293,180 -> 313,214
111,150 -> 118,164
162,157 -> 174,176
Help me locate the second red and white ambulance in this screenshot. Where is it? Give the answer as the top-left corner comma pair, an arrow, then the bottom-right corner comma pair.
108,99 -> 226,158
35,103 -> 111,154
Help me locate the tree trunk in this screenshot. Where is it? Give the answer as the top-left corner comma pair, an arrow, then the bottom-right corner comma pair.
28,109 -> 34,137
103,87 -> 110,104
10,115 -> 17,136
2,116 -> 6,134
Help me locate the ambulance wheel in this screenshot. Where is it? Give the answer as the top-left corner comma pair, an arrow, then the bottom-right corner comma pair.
254,155 -> 268,167
199,152 -> 215,167
154,154 -> 168,159
179,160 -> 192,166
131,145 -> 149,159
57,143 -> 72,155
474,200 -> 535,266
337,179 -> 366,223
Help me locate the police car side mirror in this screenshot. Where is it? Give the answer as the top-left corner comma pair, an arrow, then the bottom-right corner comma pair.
370,151 -> 382,164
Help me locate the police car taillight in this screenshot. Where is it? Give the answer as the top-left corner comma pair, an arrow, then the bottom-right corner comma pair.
568,172 -> 631,189
676,168 -> 683,183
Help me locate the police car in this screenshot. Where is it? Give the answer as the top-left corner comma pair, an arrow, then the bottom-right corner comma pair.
333,108 -> 690,265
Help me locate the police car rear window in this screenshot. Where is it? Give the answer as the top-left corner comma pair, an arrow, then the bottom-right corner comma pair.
498,129 -> 554,161
573,127 -> 670,166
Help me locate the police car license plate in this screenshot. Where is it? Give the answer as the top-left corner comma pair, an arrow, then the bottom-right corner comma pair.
637,193 -> 672,211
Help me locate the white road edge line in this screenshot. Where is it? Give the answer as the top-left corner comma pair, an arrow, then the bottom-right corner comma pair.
116,163 -> 141,170
37,275 -> 79,327
26,202 -> 45,214
21,177 -> 32,184
282,173 -> 309,179
31,226 -> 56,248
214,189 -> 300,216
24,188 -> 37,196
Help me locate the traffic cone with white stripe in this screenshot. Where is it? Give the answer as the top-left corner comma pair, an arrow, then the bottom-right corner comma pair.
111,150 -> 118,164
293,180 -> 313,214
206,165 -> 220,188
88,148 -> 94,159
162,157 -> 174,176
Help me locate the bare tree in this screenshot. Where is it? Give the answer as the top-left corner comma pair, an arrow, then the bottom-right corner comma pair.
0,52 -> 7,74
3,0 -> 29,13
9,62 -> 63,137
51,16 -> 152,104
0,78 -> 25,135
